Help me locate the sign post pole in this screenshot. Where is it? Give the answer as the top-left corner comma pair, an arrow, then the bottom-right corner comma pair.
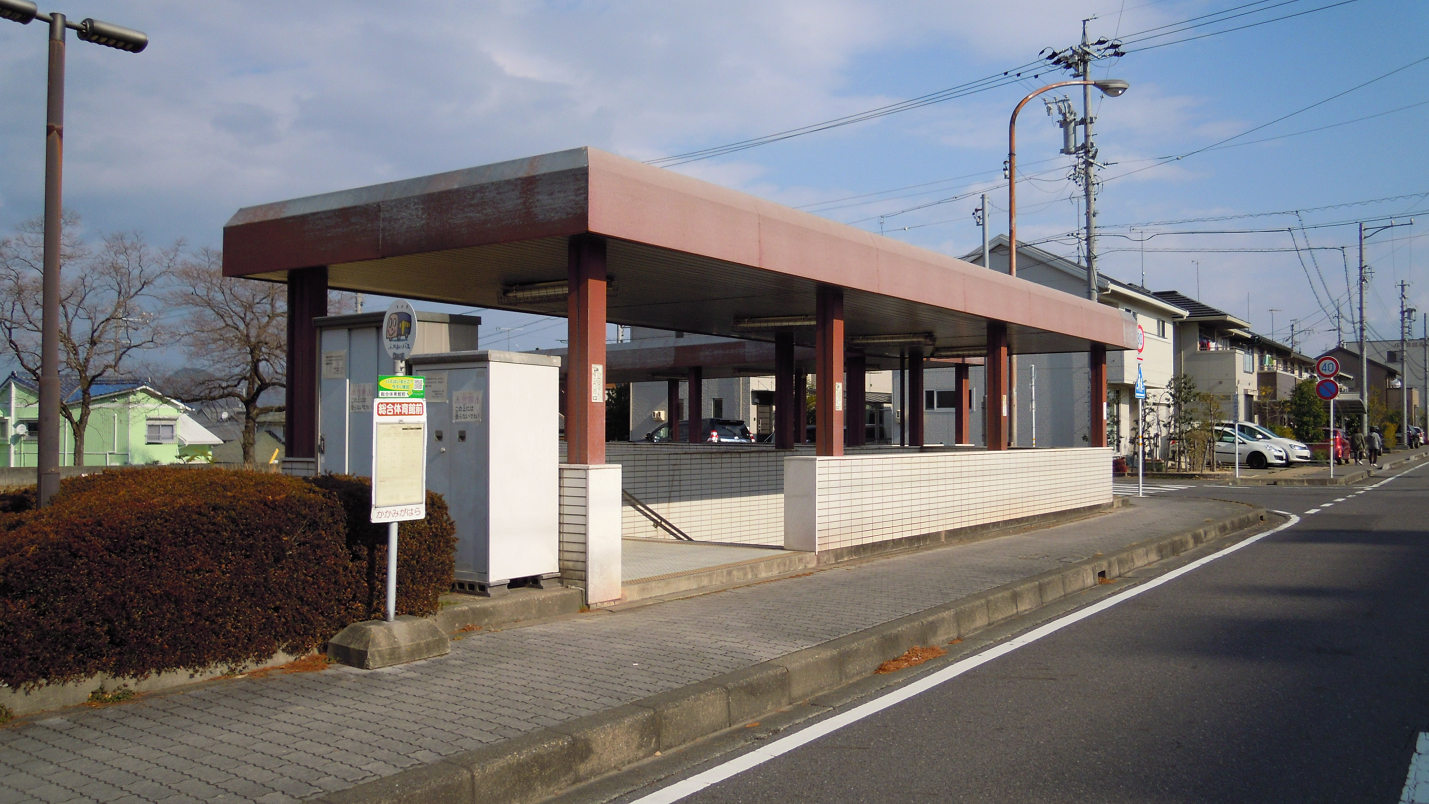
374,301 -> 423,624
1315,355 -> 1342,481
1134,325 -> 1146,498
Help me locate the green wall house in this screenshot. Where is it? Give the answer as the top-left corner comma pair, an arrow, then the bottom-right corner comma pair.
1,373 -> 223,467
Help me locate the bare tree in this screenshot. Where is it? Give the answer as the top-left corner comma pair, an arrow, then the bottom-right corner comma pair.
166,248 -> 286,468
0,212 -> 178,465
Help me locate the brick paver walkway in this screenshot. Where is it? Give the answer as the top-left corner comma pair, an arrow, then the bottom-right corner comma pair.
0,496 -> 1246,804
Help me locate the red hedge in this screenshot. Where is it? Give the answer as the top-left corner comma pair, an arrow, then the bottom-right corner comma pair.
308,474 -> 456,619
0,467 -> 456,691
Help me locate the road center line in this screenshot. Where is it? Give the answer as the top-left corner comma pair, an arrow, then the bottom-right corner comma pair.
629,513 -> 1303,804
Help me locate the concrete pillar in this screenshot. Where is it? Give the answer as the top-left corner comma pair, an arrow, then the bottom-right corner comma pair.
908,346 -> 925,448
955,364 -> 971,445
686,366 -> 703,443
284,266 -> 327,462
1090,343 -> 1107,448
815,286 -> 845,457
846,352 -> 867,447
986,322 -> 1009,450
566,236 -> 607,465
775,331 -> 795,450
666,379 -> 680,439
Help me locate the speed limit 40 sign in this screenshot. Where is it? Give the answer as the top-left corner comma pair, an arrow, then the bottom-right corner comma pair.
1315,355 -> 1340,378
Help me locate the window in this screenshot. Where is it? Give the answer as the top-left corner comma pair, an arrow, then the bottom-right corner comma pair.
146,419 -> 177,444
19,420 -> 37,440
1156,319 -> 1166,338
711,398 -> 724,419
1242,351 -> 1253,374
1388,350 -> 1400,363
924,390 -> 958,410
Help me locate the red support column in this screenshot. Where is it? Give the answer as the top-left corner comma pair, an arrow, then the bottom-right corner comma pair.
908,346 -> 925,448
846,353 -> 867,447
775,332 -> 795,450
666,379 -> 681,440
954,364 -> 971,446
566,236 -> 607,465
795,365 -> 808,444
986,322 -> 1009,450
815,286 -> 845,457
1090,344 -> 1108,448
284,266 -> 327,462
686,366 -> 703,443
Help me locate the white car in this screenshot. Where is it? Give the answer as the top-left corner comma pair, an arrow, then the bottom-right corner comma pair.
1223,420 -> 1313,463
1213,427 -> 1289,469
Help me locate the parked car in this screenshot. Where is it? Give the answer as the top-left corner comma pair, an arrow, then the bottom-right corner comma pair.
1220,421 -> 1313,463
642,418 -> 754,443
1322,427 -> 1349,464
1213,427 -> 1289,469
1408,425 -> 1425,448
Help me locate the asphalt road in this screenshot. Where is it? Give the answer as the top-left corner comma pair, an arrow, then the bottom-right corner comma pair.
601,464 -> 1429,803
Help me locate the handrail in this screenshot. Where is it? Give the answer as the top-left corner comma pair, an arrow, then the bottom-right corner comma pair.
621,489 -> 694,541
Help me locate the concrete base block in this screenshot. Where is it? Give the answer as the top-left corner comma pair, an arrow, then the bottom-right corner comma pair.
328,616 -> 450,670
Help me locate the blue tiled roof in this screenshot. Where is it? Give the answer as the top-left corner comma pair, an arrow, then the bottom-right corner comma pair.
3,372 -> 158,403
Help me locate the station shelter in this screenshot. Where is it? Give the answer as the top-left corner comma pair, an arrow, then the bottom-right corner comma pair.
223,147 -> 1137,604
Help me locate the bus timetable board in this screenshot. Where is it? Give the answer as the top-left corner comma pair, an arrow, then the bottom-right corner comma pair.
371,375 -> 427,523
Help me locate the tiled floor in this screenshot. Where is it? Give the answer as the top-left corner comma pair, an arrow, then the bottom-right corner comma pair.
622,539 -> 781,582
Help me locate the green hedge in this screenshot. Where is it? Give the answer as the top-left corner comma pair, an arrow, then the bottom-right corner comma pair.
0,467 -> 456,691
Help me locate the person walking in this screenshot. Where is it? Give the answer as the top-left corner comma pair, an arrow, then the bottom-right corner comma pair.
1351,429 -> 1368,465
1369,426 -> 1384,467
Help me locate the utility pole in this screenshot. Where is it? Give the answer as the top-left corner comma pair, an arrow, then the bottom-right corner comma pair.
1289,320 -> 1298,354
1423,311 -> 1427,434
1044,21 -> 1123,301
973,194 -> 989,267
1268,308 -> 1280,342
1335,302 -> 1343,347
1359,219 -> 1414,438
1400,280 -> 1412,445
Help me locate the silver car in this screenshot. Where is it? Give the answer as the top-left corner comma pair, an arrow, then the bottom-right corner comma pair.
1214,427 -> 1289,469
1225,421 -> 1313,463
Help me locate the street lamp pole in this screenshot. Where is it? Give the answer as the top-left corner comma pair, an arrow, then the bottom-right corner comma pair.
1008,77 -> 1127,449
0,0 -> 147,506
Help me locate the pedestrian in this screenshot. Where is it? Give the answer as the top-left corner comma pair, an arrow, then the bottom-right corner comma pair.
1369,427 -> 1384,467
1350,429 -> 1367,465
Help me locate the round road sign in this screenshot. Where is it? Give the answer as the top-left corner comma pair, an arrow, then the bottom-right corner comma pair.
1316,378 -> 1339,400
1137,325 -> 1145,354
1315,355 -> 1340,378
382,300 -> 418,361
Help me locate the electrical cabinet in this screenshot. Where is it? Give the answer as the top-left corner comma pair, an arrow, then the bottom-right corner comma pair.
409,351 -> 561,593
315,311 -> 479,476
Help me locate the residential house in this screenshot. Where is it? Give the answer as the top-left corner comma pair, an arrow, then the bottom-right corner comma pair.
0,373 -> 223,467
924,236 -> 1186,455
188,401 -> 286,467
1323,345 -> 1402,426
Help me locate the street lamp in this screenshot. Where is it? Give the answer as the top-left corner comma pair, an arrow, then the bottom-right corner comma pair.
1008,78 -> 1128,280
1005,78 -> 1127,448
1,0 -> 147,507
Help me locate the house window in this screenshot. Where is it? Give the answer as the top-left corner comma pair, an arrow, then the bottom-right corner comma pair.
1156,319 -> 1166,338
924,390 -> 958,410
711,398 -> 724,419
146,419 -> 177,444
19,420 -> 38,440
1242,351 -> 1254,374
1388,350 -> 1400,363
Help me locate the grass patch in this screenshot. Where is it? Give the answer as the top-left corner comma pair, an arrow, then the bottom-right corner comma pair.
87,685 -> 135,705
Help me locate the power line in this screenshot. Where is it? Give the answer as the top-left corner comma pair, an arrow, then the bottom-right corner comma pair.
1122,0 -> 1363,52
1104,191 -> 1429,228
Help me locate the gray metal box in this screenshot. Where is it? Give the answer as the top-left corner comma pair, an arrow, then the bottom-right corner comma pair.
409,351 -> 561,590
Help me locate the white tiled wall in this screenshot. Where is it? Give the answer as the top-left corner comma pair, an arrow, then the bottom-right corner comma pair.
785,448 -> 1113,552
558,466 -> 591,583
560,442 -> 921,546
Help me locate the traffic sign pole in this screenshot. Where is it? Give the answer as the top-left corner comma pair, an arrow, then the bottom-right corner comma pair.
376,300 -> 423,623
1329,397 -> 1335,480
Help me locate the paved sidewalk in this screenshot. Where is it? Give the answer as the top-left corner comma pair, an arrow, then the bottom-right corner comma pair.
0,496 -> 1247,804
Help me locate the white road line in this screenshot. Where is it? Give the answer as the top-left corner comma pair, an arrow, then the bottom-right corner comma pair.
1304,509 -> 1320,515
1400,732 -> 1429,803
628,513 -> 1303,804
1334,498 -> 1347,503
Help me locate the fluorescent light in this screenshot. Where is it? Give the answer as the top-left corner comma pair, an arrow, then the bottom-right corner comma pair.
501,278 -> 617,304
732,315 -> 816,330
848,333 -> 935,347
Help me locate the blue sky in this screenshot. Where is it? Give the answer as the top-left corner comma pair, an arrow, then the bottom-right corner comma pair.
0,0 -> 1424,361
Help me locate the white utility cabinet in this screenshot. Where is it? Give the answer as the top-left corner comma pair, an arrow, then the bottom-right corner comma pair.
315,311 -> 480,476
409,350 -> 561,594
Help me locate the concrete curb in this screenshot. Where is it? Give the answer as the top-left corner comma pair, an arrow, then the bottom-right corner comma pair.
1228,448 -> 1429,486
434,588 -> 585,635
312,505 -> 1274,804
